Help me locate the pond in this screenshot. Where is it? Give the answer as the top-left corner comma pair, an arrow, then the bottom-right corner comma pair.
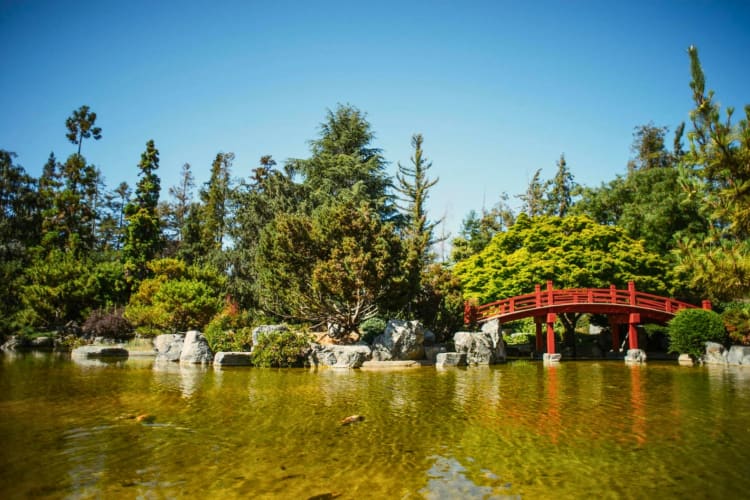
1,352 -> 749,499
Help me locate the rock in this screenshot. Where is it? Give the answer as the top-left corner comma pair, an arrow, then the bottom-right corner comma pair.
678,353 -> 695,366
371,320 -> 425,361
30,336 -> 55,349
625,349 -> 647,363
308,344 -> 371,368
340,415 -> 364,425
214,351 -> 253,367
71,345 -> 129,359
424,329 -> 437,346
543,353 -> 562,363
453,330 -> 506,365
360,360 -> 421,369
252,324 -> 288,346
180,330 -> 213,364
727,345 -> 750,365
1,336 -> 30,351
435,352 -> 467,368
425,345 -> 447,363
481,319 -> 501,335
154,334 -> 184,362
703,341 -> 728,365
743,355 -> 750,366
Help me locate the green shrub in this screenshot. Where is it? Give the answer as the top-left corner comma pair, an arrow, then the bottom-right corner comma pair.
204,309 -> 253,353
358,317 -> 386,344
721,302 -> 750,345
668,308 -> 727,358
505,332 -> 534,346
251,330 -> 311,368
82,307 -> 134,340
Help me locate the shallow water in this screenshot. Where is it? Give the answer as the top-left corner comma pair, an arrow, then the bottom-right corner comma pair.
1,352 -> 749,499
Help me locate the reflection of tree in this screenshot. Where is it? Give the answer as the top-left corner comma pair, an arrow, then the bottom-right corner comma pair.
629,365 -> 647,446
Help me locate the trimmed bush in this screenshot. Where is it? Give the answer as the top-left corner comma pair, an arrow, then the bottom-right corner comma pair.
250,330 -> 311,368
82,308 -> 134,341
668,308 -> 727,358
204,309 -> 253,353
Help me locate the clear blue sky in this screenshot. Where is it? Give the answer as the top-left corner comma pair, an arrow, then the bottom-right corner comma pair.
2,0 -> 749,241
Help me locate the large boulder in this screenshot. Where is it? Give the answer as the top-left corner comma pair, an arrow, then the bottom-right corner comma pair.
180,330 -> 213,364
435,352 -> 467,368
308,344 -> 372,368
214,351 -> 253,367
371,320 -> 425,361
704,342 -> 728,365
727,345 -> 750,365
252,325 -> 288,346
154,334 -> 184,362
71,345 -> 128,359
625,349 -> 647,363
453,330 -> 506,365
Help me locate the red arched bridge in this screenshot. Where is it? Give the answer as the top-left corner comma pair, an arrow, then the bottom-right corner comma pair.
464,281 -> 711,355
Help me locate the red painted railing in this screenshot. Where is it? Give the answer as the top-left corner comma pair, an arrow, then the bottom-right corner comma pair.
466,281 -> 709,324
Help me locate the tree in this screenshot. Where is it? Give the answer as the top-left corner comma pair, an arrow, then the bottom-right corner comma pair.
451,193 -> 516,262
517,168 -> 548,217
295,104 -> 391,215
546,154 -> 576,217
163,163 -> 194,249
65,105 -> 102,155
122,140 -> 162,284
200,152 -> 233,255
454,214 -> 672,351
395,133 -> 440,315
255,197 -> 403,336
627,123 -> 671,172
672,46 -> 750,301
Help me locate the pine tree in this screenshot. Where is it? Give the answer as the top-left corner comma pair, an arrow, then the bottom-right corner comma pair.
396,133 -> 439,314
546,154 -> 576,217
65,105 -> 102,156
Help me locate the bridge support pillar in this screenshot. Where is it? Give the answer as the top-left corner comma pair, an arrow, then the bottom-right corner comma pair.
535,317 -> 544,354
609,316 -> 621,353
628,313 -> 641,350
546,313 -> 557,355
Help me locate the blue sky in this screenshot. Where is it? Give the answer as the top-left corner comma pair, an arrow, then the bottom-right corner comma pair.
2,0 -> 749,241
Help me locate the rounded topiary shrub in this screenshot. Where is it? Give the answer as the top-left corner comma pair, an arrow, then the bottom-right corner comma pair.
668,308 -> 727,359
82,308 -> 134,341
250,330 -> 311,368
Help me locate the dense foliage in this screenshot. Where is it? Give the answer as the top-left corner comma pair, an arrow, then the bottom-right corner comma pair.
1,48 -> 748,348
667,308 -> 727,358
250,330 -> 312,368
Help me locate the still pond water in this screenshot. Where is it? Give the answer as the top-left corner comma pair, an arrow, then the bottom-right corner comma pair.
1,352 -> 749,499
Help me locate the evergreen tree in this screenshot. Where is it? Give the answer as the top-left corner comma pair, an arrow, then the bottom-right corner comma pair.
395,133 -> 439,315
65,105 -> 102,156
517,168 -> 548,216
546,154 -> 576,217
200,152 -> 233,255
122,140 -> 162,284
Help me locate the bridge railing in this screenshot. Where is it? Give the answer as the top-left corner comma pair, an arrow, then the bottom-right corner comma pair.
470,281 -> 706,323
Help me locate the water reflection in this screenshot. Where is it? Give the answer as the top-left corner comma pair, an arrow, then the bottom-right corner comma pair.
152,361 -> 209,398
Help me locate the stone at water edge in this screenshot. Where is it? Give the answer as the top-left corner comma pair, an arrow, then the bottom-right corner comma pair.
179,330 -> 213,364
214,352 -> 253,367
454,330 -> 506,365
727,345 -> 750,365
625,349 -> 647,363
435,352 -> 467,368
371,319 -> 425,361
543,353 -> 562,363
154,333 -> 184,362
704,341 -> 727,365
678,354 -> 695,366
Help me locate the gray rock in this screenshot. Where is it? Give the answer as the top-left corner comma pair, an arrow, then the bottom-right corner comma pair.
308,344 -> 371,368
424,329 -> 437,346
543,353 -> 562,363
704,342 -> 728,365
1,336 -> 29,351
453,330 -> 506,365
180,330 -> 213,364
360,360 -> 420,369
71,345 -> 128,359
425,345 -> 447,363
252,324 -> 288,346
154,334 -> 184,362
371,320 -> 425,361
481,319 -> 501,335
727,345 -> 750,365
30,336 -> 55,349
625,349 -> 647,363
435,352 -> 467,368
678,353 -> 695,366
743,355 -> 750,366
214,351 -> 253,367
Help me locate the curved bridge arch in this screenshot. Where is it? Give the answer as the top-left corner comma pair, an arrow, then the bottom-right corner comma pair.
464,281 -> 711,356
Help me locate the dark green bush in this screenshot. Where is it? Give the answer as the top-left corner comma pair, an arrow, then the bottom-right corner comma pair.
358,317 -> 386,344
82,308 -> 134,340
668,308 -> 727,358
250,330 -> 311,368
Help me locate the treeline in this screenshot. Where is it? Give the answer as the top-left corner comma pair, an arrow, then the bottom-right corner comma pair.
1,47 -> 748,345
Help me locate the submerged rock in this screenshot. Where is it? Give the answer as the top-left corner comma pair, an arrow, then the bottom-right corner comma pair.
71,345 -> 129,359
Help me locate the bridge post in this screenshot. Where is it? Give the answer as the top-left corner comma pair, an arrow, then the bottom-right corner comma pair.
702,300 -> 712,310
463,301 -> 477,326
628,313 -> 640,350
628,281 -> 636,305
546,313 -> 557,354
535,317 -> 544,353
535,284 -> 542,307
547,281 -> 554,306
609,316 -> 621,353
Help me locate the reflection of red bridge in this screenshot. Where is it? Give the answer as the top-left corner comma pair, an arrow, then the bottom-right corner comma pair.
464,281 -> 711,355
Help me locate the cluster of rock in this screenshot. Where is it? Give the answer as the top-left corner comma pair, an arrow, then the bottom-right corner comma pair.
703,342 -> 750,366
154,331 -> 214,364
